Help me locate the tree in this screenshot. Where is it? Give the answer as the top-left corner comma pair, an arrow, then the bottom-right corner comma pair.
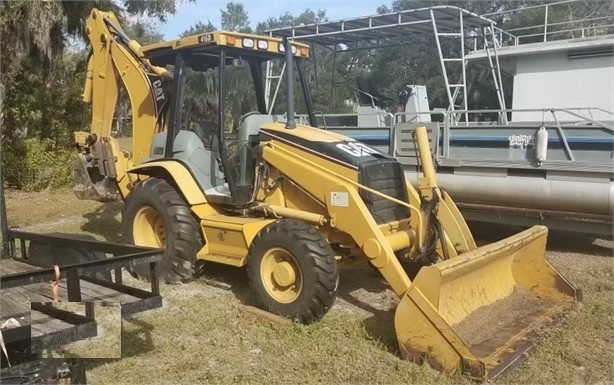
0,0 -> 186,142
123,21 -> 165,45
0,0 -> 187,189
221,2 -> 251,33
256,8 -> 327,34
254,9 -> 351,114
181,21 -> 217,37
367,0 -> 614,112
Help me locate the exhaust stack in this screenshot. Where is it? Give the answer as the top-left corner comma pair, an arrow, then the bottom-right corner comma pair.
283,37 -> 296,129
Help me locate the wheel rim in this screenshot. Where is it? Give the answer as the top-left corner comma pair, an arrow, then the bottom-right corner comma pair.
261,247 -> 302,304
133,206 -> 166,248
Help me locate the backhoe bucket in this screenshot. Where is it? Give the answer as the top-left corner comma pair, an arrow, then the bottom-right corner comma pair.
394,225 -> 578,380
72,154 -> 122,202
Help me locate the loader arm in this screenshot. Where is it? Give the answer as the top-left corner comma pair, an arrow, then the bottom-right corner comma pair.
260,138 -> 412,296
73,9 -> 170,201
413,125 -> 477,257
256,123 -> 577,380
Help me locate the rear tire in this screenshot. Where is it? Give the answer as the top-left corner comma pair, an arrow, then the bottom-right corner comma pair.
121,178 -> 201,284
246,219 -> 339,324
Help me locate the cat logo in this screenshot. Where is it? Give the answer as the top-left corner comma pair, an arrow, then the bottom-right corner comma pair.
152,79 -> 165,101
336,141 -> 379,157
198,33 -> 214,44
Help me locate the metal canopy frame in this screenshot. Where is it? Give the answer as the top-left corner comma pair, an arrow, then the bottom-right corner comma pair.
268,6 -> 492,47
264,5 -> 504,122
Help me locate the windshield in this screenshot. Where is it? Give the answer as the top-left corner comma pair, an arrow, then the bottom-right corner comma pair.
175,47 -> 313,204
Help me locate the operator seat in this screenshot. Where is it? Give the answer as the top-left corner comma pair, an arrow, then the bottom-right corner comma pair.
146,130 -> 223,196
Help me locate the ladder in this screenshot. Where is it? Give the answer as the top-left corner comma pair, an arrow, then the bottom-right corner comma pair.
264,60 -> 286,113
430,8 -> 469,125
483,24 -> 508,124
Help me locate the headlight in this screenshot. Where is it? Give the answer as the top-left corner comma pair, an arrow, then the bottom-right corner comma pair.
242,38 -> 254,48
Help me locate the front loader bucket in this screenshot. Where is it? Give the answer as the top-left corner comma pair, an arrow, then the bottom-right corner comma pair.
394,225 -> 579,380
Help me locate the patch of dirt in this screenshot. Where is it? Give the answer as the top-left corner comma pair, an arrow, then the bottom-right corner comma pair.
5,187 -> 104,227
334,262 -> 399,318
18,216 -> 84,231
451,286 -> 557,351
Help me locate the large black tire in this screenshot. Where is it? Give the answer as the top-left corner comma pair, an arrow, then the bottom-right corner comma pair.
121,178 -> 202,284
246,219 -> 339,324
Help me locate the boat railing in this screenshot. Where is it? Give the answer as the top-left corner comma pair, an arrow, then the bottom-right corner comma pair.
392,107 -> 613,163
478,0 -> 614,49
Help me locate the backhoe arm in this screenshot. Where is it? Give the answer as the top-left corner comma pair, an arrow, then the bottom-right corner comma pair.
73,8 -> 170,201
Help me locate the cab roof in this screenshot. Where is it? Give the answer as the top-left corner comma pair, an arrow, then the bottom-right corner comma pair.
142,30 -> 310,68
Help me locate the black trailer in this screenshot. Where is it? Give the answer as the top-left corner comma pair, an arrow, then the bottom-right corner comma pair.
0,69 -> 164,380
0,230 -> 164,384
0,136 -> 163,383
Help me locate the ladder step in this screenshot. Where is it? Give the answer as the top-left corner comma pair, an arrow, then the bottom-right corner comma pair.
443,58 -> 464,62
438,32 -> 463,37
449,84 -> 465,87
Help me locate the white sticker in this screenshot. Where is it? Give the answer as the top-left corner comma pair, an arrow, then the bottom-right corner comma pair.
336,142 -> 379,157
330,192 -> 349,207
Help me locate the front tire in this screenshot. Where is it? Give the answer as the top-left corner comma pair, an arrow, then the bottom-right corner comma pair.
121,177 -> 202,284
246,219 -> 339,324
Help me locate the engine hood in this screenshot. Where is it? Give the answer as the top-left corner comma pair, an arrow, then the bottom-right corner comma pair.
259,123 -> 394,169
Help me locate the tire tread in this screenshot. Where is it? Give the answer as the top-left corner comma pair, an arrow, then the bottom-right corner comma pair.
246,219 -> 339,324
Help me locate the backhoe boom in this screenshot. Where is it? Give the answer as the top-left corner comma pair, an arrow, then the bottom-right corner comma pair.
73,9 -> 170,201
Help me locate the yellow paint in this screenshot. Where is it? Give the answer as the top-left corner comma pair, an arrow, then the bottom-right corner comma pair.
128,161 -> 208,205
199,215 -> 274,267
395,225 -> 578,379
261,140 -> 425,249
74,9 -> 172,199
411,126 -> 476,257
260,204 -> 327,225
143,30 -> 310,58
261,122 -> 353,143
261,247 -> 302,303
132,206 -> 166,248
261,143 -> 413,297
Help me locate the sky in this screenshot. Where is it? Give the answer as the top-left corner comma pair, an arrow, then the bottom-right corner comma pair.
161,0 -> 384,39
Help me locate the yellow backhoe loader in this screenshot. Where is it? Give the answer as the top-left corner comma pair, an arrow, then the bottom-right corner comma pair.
72,9 -> 579,380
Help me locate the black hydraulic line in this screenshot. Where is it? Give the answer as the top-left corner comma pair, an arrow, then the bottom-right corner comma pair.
436,220 -> 451,261
283,37 -> 296,129
311,43 -> 319,105
250,61 -> 268,114
103,16 -> 131,46
297,59 -> 317,128
165,54 -> 185,158
331,47 -> 337,109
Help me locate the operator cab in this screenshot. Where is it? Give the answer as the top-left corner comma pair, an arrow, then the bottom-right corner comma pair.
142,31 -> 315,206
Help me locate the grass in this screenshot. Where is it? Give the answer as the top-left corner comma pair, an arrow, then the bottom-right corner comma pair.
40,303 -> 122,359
4,189 -> 613,385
